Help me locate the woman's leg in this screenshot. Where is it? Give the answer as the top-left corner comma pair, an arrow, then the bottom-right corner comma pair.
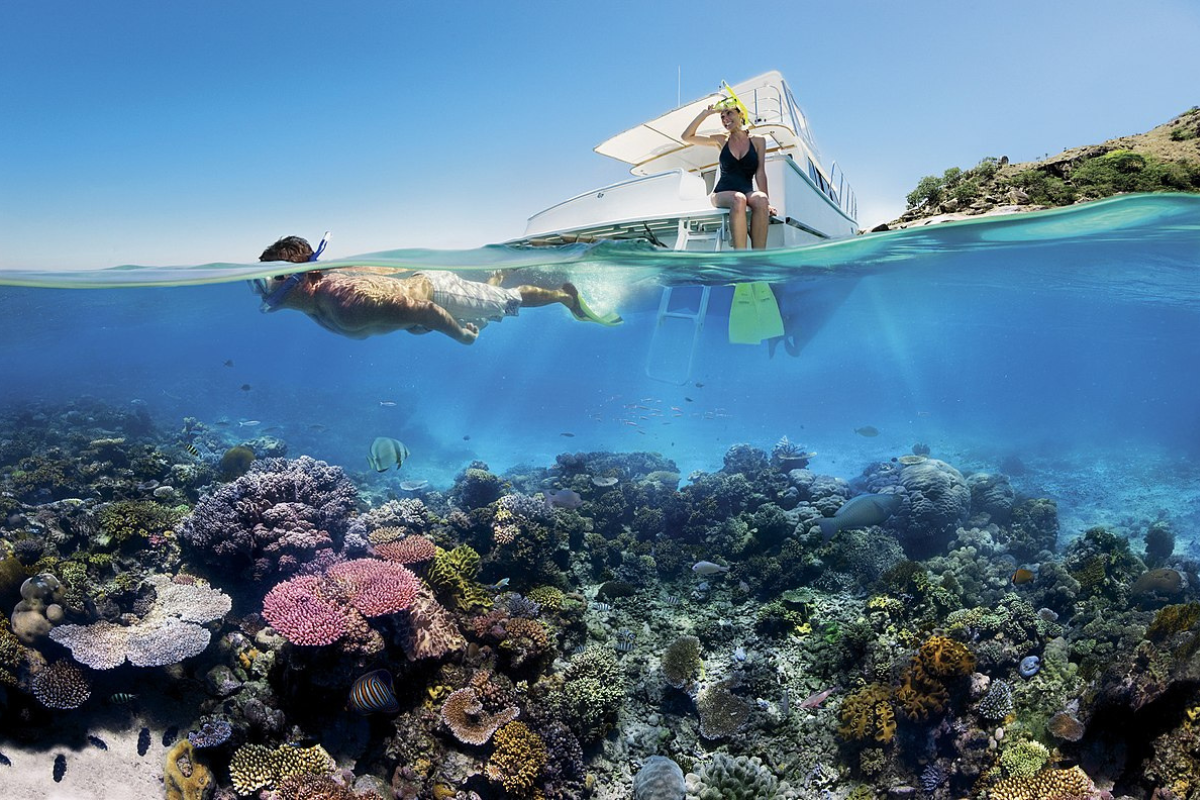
748,191 -> 771,249
711,191 -> 748,249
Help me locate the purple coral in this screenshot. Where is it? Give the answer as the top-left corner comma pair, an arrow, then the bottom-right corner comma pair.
180,456 -> 358,579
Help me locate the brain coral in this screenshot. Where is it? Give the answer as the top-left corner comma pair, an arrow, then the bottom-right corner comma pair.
863,459 -> 970,558
685,753 -> 790,800
968,472 -> 1016,524
634,756 -> 686,800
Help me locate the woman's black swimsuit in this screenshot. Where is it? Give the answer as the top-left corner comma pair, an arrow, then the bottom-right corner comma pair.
713,139 -> 758,194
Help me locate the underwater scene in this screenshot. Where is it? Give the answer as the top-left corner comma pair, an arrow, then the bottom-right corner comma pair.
1,193 -> 1200,800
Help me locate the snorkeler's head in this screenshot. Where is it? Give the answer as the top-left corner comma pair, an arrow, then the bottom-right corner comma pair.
260,236 -> 313,264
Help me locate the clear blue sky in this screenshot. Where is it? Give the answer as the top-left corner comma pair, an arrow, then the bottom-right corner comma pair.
2,0 -> 1197,270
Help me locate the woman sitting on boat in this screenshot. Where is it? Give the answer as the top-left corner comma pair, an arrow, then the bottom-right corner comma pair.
682,103 -> 776,249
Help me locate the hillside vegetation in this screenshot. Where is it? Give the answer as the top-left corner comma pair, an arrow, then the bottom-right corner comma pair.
891,107 -> 1200,227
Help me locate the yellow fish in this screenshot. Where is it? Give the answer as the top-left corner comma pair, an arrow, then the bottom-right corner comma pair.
367,437 -> 409,472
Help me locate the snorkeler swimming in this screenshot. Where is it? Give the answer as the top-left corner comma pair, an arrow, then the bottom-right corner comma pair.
251,235 -> 621,344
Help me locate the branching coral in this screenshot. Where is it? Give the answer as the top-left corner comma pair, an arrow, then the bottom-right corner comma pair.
32,660 -> 92,709
180,455 -> 357,580
979,765 -> 1094,800
426,545 -> 489,610
228,743 -> 334,795
486,721 -> 548,797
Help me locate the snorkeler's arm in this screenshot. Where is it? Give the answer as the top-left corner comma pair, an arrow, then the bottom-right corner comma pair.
682,106 -> 723,147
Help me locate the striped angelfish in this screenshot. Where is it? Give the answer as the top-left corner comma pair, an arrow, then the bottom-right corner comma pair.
349,669 -> 400,715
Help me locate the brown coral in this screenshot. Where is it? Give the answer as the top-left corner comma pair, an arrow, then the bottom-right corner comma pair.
486,721 -> 547,797
837,682 -> 897,743
440,686 -> 520,746
917,635 -> 976,677
396,585 -> 465,661
373,535 -> 437,564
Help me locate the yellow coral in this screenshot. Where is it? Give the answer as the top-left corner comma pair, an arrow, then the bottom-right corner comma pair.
838,683 -> 897,743
487,721 -> 547,797
526,586 -> 564,610
917,635 -> 976,677
981,765 -> 1093,800
164,740 -> 214,800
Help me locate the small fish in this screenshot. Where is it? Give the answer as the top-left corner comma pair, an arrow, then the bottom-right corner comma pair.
483,578 -> 510,592
694,382 -> 704,387
544,489 -> 583,509
684,397 -> 694,402
590,601 -> 612,612
162,726 -> 179,747
462,435 -> 471,441
367,437 -> 409,472
399,480 -> 429,492
53,754 -> 67,782
692,560 -> 730,576
213,419 -> 231,427
816,493 -> 902,541
616,628 -> 636,641
615,640 -> 634,653
591,476 -> 619,487
663,594 -> 682,607
238,419 -> 261,427
799,686 -> 840,709
379,400 -> 397,407
137,479 -> 160,491
109,692 -> 138,705
349,669 -> 400,715
137,727 -> 151,756
240,384 -> 252,392
183,443 -> 200,458
309,423 -> 327,431
1011,567 -> 1036,585
733,646 -> 746,662
854,426 -> 880,437
560,432 -> 575,437
223,360 -> 234,367
87,735 -> 108,751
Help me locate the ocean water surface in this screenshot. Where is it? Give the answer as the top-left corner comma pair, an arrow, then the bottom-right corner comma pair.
1,192 -> 1199,798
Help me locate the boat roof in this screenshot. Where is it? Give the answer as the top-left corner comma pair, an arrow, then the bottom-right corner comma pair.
594,71 -> 821,177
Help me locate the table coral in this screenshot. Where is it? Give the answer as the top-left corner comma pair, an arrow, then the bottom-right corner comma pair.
373,534 -> 437,564
439,686 -> 519,745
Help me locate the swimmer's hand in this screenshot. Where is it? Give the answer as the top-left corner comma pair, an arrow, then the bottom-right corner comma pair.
458,322 -> 479,345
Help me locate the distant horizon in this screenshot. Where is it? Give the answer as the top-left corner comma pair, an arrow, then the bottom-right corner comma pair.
3,0 -> 1197,270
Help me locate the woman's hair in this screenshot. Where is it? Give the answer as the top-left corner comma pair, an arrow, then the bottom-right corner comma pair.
260,236 -> 314,263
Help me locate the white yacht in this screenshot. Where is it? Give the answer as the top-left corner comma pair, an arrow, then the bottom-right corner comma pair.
512,72 -> 860,383
516,71 -> 858,251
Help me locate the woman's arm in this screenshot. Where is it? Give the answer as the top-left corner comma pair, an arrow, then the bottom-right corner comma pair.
682,105 -> 724,147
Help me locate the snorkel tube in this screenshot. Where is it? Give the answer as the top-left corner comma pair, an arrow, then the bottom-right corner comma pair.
256,231 -> 332,312
715,81 -> 753,127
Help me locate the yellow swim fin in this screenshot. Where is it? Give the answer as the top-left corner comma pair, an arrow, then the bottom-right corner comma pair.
572,291 -> 623,326
728,281 -> 784,344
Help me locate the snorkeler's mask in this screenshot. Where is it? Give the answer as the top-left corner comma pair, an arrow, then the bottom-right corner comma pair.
250,230 -> 331,312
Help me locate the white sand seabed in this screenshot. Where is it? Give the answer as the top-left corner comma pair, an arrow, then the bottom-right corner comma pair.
0,696 -> 182,800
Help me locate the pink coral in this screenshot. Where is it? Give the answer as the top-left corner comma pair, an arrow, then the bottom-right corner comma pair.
262,575 -> 347,646
327,559 -> 420,618
373,535 -> 437,565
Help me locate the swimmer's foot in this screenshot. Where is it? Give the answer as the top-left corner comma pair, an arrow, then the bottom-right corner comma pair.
563,283 -> 623,326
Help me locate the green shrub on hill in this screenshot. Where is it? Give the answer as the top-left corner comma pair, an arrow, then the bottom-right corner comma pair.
1070,149 -> 1200,197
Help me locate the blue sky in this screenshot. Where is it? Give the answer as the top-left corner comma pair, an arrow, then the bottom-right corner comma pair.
2,0 -> 1197,270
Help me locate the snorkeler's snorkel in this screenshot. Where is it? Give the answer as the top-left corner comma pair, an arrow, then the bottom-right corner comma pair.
714,81 -> 753,127
254,231 -> 332,312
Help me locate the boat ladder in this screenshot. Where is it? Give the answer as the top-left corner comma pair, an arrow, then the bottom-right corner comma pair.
644,218 -> 726,384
